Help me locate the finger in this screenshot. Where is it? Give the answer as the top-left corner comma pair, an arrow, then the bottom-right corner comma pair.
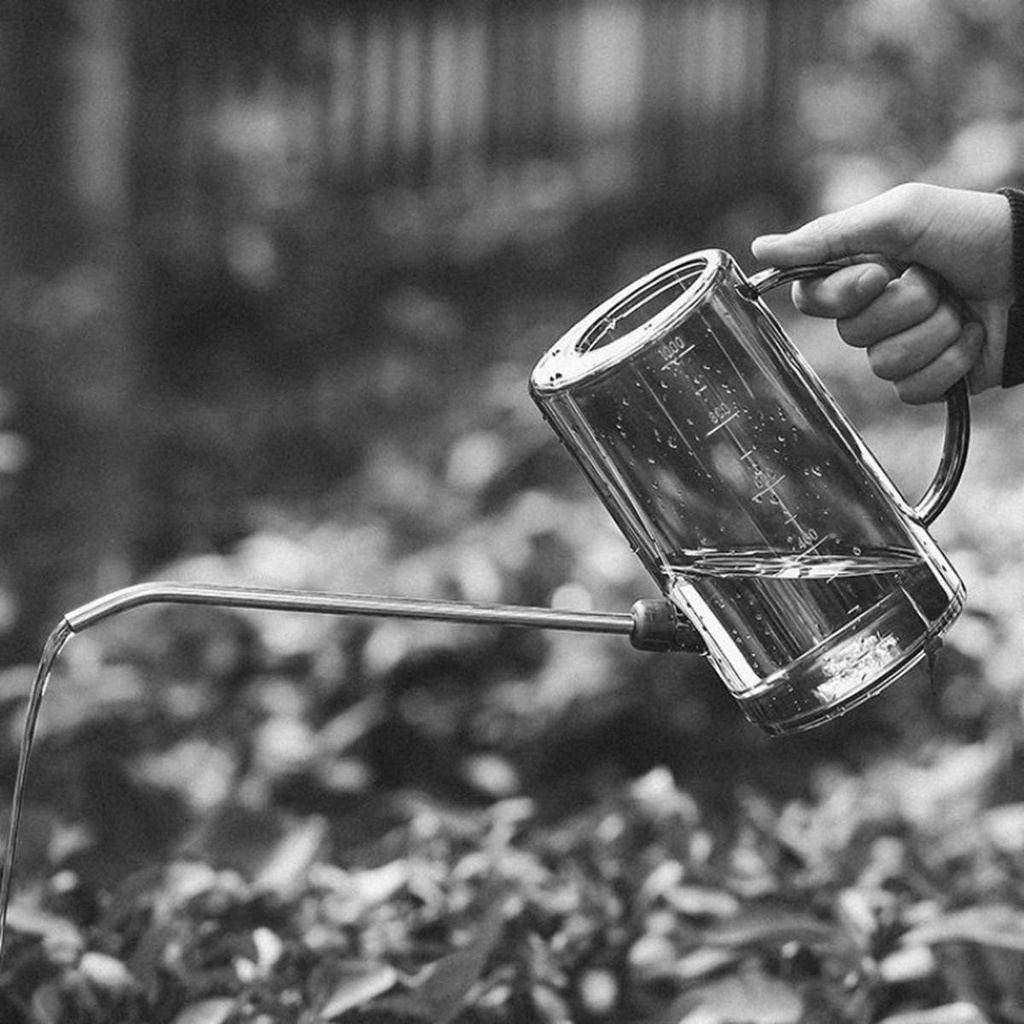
864,301 -> 964,380
790,262 -> 891,319
838,266 -> 945,349
890,322 -> 984,405
751,187 -> 924,266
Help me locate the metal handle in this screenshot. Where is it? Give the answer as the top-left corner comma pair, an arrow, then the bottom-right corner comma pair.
746,260 -> 970,526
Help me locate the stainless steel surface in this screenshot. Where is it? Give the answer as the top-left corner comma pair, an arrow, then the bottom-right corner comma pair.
915,377 -> 970,526
64,581 -> 635,638
743,260 -> 854,295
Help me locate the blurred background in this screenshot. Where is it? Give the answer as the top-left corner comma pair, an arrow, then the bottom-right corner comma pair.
4,0 -> 1024,761
9,4 -> 1024,1017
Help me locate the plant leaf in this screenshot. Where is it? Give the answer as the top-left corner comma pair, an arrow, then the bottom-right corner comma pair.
253,814 -> 328,893
901,904 -> 1024,951
309,960 -> 400,1020
382,890 -> 506,1024
676,966 -> 803,1024
876,1002 -> 992,1024
169,998 -> 238,1024
702,907 -> 839,951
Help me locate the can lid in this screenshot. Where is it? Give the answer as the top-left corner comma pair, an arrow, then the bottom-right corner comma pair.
529,250 -> 724,394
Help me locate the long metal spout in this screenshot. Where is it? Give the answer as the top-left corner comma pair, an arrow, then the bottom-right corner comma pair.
63,581 -> 704,653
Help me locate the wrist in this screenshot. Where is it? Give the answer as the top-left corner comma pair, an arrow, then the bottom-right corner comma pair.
996,186 -> 1024,387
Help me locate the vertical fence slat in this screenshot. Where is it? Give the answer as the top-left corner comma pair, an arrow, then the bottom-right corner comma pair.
136,0 -> 835,212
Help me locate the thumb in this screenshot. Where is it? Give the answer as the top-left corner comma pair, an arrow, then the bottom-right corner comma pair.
752,187 -> 922,268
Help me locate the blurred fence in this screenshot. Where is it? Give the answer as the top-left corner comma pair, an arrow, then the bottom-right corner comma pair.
0,0 -> 845,658
133,0 -> 836,222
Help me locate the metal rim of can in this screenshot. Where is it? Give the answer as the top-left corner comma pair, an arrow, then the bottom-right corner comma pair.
529,249 -> 727,394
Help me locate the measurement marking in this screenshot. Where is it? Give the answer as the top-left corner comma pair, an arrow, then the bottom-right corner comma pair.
659,344 -> 695,370
752,473 -> 786,500
800,533 -> 831,557
706,410 -> 740,435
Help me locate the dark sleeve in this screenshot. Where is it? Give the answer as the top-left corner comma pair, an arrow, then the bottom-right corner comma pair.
996,186 -> 1024,387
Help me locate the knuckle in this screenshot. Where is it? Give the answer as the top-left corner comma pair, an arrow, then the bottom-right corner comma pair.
888,181 -> 931,208
882,183 -> 941,254
886,182 -> 941,223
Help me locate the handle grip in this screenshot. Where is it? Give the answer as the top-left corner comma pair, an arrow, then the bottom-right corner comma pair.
745,260 -> 970,525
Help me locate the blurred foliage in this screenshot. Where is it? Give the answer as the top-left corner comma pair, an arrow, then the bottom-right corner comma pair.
0,595 -> 1021,1023
794,0 -> 1024,207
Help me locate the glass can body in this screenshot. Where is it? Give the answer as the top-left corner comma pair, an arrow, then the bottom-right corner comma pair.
530,250 -> 965,735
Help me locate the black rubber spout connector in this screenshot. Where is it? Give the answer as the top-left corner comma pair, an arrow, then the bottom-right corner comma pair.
630,599 -> 704,653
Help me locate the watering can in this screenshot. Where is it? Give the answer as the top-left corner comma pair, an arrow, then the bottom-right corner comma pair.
55,250 -> 970,740
531,250 -> 967,734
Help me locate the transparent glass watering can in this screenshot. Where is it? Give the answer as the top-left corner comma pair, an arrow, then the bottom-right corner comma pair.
34,250 -> 968,741
530,249 -> 968,735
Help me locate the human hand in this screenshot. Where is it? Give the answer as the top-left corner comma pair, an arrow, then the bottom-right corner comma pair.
751,183 -> 1013,403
